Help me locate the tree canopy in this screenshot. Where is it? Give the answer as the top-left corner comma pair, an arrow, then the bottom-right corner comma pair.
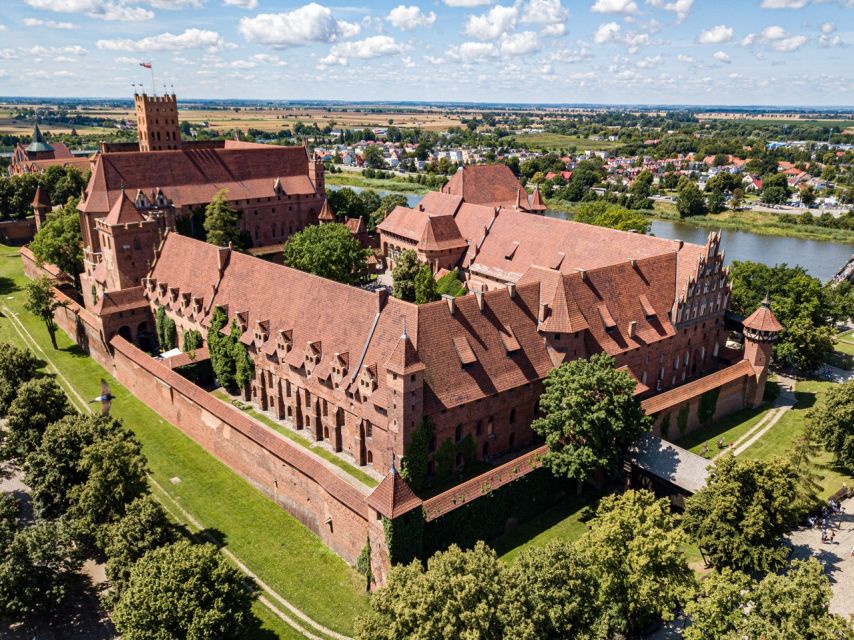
392,249 -> 420,302
683,454 -> 808,573
0,342 -> 40,416
414,265 -> 439,305
111,540 -> 253,640
283,222 -> 369,285
29,197 -> 83,285
25,275 -> 65,349
532,353 -> 651,483
203,189 -> 242,248
677,181 -> 707,217
574,200 -> 651,233
806,380 -> 854,470
3,376 -> 72,462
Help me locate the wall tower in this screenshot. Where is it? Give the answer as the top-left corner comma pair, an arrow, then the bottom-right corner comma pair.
742,293 -> 783,407
134,92 -> 181,152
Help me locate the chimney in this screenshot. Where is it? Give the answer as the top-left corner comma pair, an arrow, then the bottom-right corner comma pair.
443,294 -> 456,315
217,245 -> 231,274
628,321 -> 637,339
577,268 -> 587,281
376,288 -> 388,312
474,290 -> 484,312
506,282 -> 516,299
538,302 -> 548,323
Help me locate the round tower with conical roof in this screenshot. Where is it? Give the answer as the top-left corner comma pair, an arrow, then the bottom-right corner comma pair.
742,293 -> 783,407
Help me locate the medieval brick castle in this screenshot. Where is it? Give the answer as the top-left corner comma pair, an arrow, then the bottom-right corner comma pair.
21,91 -> 780,584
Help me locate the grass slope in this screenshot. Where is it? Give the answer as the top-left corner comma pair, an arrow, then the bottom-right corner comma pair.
0,245 -> 367,636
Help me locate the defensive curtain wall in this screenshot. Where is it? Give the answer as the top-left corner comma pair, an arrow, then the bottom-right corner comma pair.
18,250 -> 767,586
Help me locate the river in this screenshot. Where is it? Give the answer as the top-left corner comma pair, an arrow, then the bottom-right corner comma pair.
327,185 -> 853,281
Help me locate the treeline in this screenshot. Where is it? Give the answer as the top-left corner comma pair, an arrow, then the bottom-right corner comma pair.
0,165 -> 88,220
0,341 -> 254,637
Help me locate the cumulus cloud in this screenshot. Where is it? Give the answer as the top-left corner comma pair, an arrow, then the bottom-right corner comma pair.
521,0 -> 569,37
23,17 -> 78,28
24,0 -> 154,21
223,0 -> 258,8
697,24 -> 733,44
676,53 -> 694,62
713,50 -> 731,62
820,21 -> 835,34
591,0 -> 639,14
741,25 -> 809,51
500,30 -> 540,55
386,5 -> 437,30
760,0 -> 809,7
636,54 -> 662,67
464,5 -> 518,40
593,21 -> 621,44
447,41 -> 499,62
319,35 -> 407,65
238,3 -> 360,48
443,0 -> 492,5
97,28 -> 226,51
645,0 -> 693,22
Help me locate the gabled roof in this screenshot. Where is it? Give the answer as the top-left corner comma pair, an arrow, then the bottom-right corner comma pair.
442,164 -> 526,208
742,294 -> 783,333
318,198 -> 334,221
385,325 -> 425,375
31,185 -> 51,210
366,468 -> 421,519
104,189 -> 144,225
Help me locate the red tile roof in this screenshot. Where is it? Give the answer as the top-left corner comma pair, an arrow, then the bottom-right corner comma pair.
366,468 -> 421,518
742,296 -> 783,333
442,164 -> 526,208
104,189 -> 144,225
32,185 -> 51,209
641,359 -> 755,415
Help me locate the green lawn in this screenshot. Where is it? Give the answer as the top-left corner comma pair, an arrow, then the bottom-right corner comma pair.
211,388 -> 378,488
325,172 -> 430,195
740,379 -> 852,499
834,340 -> 854,357
513,133 -> 622,152
676,403 -> 772,458
0,245 -> 368,637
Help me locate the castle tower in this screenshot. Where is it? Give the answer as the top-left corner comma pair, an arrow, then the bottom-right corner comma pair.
308,152 -> 325,194
31,184 -> 51,231
742,293 -> 783,407
95,189 -> 163,293
383,318 -> 425,468
134,92 -> 181,152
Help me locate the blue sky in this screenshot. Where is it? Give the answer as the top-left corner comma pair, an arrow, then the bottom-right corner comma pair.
0,0 -> 851,105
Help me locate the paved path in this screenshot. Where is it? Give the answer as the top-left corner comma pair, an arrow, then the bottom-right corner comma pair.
818,363 -> 854,384
788,495 -> 854,619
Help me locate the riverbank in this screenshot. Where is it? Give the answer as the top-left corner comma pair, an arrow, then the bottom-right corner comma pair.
325,172 -> 433,194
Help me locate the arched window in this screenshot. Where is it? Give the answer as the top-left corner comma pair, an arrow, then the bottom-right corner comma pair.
455,424 -> 462,442
367,450 -> 373,464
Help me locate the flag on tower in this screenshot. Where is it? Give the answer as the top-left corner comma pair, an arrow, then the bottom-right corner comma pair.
139,62 -> 152,69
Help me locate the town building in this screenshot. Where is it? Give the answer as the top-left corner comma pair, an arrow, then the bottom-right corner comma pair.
8,122 -> 91,176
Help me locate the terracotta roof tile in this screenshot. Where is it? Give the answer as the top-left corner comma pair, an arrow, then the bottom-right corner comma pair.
641,359 -> 755,415
742,295 -> 783,333
104,190 -> 144,225
366,468 -> 421,519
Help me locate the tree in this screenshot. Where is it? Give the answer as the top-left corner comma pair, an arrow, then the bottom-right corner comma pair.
362,144 -> 386,169
29,197 -> 83,286
436,268 -> 466,297
580,490 -> 695,636
0,516 -> 83,617
731,187 -> 744,210
283,223 -> 368,285
761,173 -> 791,205
800,185 -> 817,207
806,380 -> 854,470
503,541 -> 606,640
155,305 -> 177,352
676,182 -> 707,217
182,329 -> 203,353
683,454 -> 807,573
3,377 -> 71,462
102,495 -> 178,595
705,188 -> 725,213
327,187 -> 364,221
685,560 -> 853,640
774,317 -> 835,373
574,201 -> 650,234
355,541 -> 509,640
25,414 -> 114,520
111,540 -> 253,640
207,306 -> 236,389
532,353 -> 651,484
25,275 -> 65,349
369,193 -> 408,230
392,249 -> 420,302
0,343 -> 39,416
627,170 -> 653,209
232,324 -> 254,394
203,189 -> 242,248
414,264 -> 439,305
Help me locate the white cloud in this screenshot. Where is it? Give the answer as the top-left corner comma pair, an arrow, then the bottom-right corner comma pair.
741,25 -> 809,52
500,30 -> 540,55
820,22 -> 835,34
645,0 -> 693,22
97,28 -> 226,51
23,17 -> 78,28
249,53 -> 287,65
464,5 -> 518,40
593,21 -> 621,44
773,34 -> 807,51
238,3 -> 360,48
636,54 -> 661,67
591,0 -> 639,14
424,54 -> 446,64
761,25 -> 787,40
0,24 -> 6,31
443,0 -> 492,5
223,0 -> 257,7
24,0 -> 154,21
319,35 -> 407,66
676,53 -> 694,62
25,45 -> 87,58
760,0 -> 809,7
713,50 -> 731,62
144,0 -> 202,7
447,41 -> 498,62
386,5 -> 436,30
521,0 -> 569,36
697,24 -> 733,44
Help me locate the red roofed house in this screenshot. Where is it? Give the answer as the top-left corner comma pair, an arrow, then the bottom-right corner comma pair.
442,164 -> 546,213
8,122 -> 92,176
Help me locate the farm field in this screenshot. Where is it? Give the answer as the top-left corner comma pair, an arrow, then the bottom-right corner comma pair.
513,132 -> 622,151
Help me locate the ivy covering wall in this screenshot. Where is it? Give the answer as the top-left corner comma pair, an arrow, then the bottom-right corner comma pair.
698,388 -> 721,427
383,509 -> 424,566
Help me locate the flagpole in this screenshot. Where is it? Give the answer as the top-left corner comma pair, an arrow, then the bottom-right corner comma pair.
150,64 -> 156,96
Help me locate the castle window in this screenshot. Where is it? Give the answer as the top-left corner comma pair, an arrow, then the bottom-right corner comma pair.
509,408 -> 516,424
455,425 -> 462,443
365,422 -> 373,438
429,434 -> 436,453
476,420 -> 482,436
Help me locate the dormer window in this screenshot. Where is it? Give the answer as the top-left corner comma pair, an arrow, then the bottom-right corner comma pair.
235,311 -> 249,333
253,320 -> 269,348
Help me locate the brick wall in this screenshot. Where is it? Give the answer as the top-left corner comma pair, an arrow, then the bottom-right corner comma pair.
0,218 -> 37,245
109,336 -> 371,564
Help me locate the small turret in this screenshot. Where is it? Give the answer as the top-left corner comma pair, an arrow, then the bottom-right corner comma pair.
742,293 -> 782,407
31,184 -> 52,231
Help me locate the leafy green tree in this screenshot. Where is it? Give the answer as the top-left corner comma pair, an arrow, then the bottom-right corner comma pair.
683,454 -> 806,573
436,268 -> 466,297
806,380 -> 854,470
677,181 -> 707,217
362,145 -> 386,169
400,418 -> 433,491
705,188 -> 725,213
761,173 -> 791,205
503,541 -> 605,640
327,187 -> 364,221
182,329 -> 203,353
355,541 -> 509,640
155,305 -> 177,351
414,265 -> 439,305
111,540 -> 253,640
731,187 -> 745,209
232,326 -> 255,394
532,353 -> 651,483
283,223 -> 368,285
29,197 -> 83,286
369,193 -> 408,230
40,165 -> 88,206
25,414 -> 114,520
102,495 -> 178,595
685,560 -> 853,640
25,275 -> 65,349
203,189 -> 242,248
774,317 -> 835,373
580,489 -> 695,636
800,185 -> 817,207
0,516 -> 83,617
3,377 -> 71,461
359,189 -> 381,217
0,343 -> 39,416
627,170 -> 653,209
207,306 -> 236,389
392,249 -> 420,302
574,201 -> 650,233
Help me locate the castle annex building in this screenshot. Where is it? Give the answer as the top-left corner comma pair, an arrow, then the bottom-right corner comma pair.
8,122 -> 91,176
